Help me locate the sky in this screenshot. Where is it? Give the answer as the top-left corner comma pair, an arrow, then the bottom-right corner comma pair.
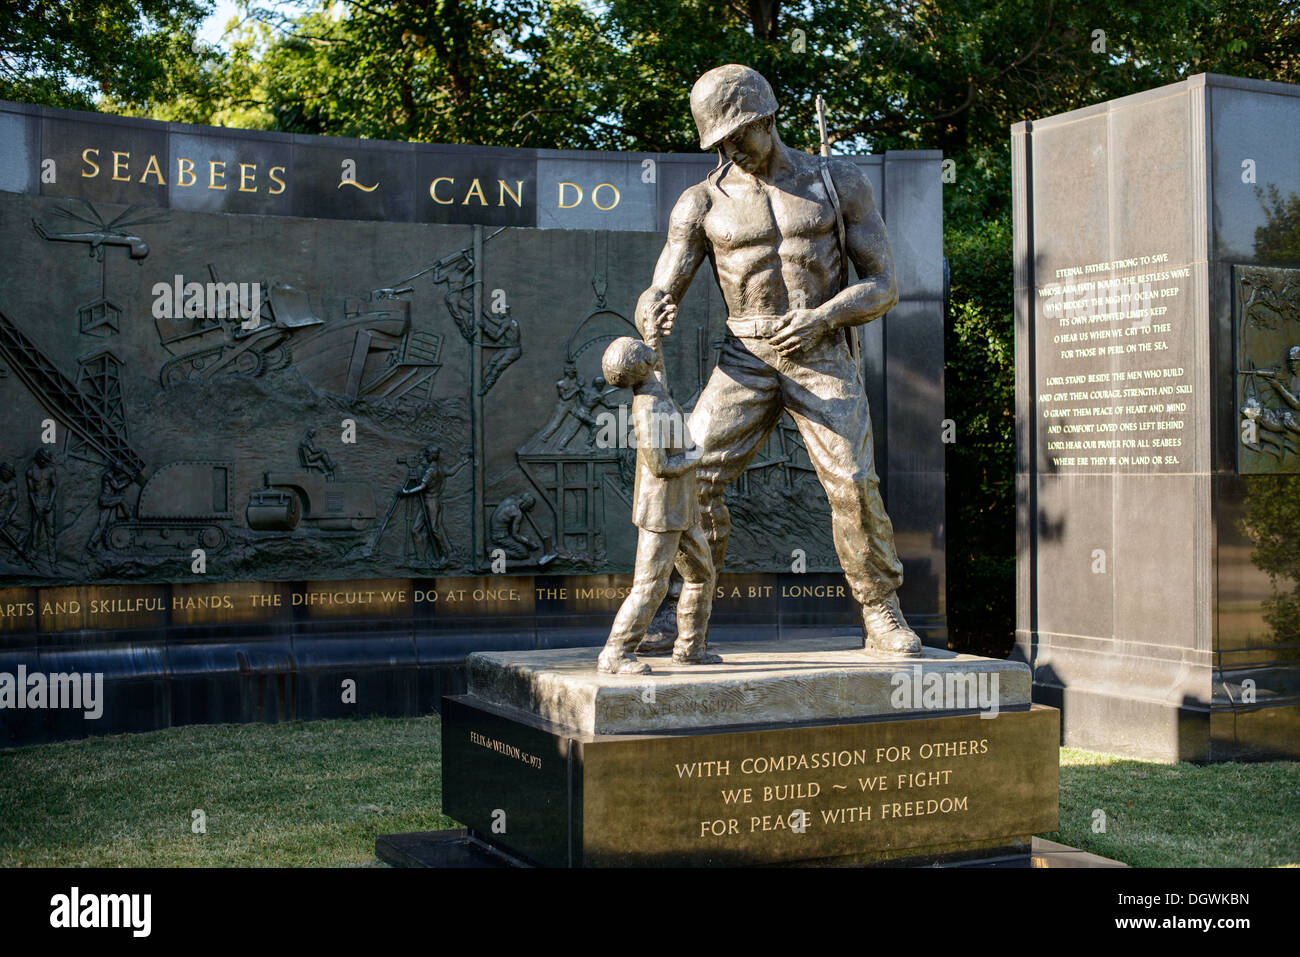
197,0 -> 246,48
198,0 -> 325,49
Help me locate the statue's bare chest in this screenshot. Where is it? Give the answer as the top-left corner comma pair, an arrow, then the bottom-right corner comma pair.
703,170 -> 836,251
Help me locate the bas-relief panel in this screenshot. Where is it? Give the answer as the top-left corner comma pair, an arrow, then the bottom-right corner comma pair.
0,193 -> 861,587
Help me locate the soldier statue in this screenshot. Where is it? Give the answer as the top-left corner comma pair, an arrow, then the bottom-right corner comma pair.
637,64 -> 920,656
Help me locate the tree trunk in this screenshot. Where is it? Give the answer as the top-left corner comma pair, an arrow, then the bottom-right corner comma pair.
747,0 -> 780,40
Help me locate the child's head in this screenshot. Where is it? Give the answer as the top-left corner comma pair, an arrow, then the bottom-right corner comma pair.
602,337 -> 656,388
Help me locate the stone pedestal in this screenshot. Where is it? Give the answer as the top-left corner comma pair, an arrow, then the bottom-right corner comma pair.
440,638 -> 1059,867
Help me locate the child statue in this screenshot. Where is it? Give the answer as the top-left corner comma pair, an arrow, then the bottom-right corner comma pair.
596,335 -> 720,675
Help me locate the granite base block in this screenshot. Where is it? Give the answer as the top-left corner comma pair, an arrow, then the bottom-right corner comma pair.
376,829 -> 525,868
440,640 -> 1058,867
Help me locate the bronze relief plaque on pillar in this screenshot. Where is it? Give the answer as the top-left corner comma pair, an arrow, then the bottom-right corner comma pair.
1236,265 -> 1300,473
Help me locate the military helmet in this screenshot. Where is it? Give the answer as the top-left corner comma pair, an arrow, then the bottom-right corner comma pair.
690,64 -> 779,151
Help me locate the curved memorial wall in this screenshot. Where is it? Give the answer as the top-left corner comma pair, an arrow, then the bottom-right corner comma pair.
0,101 -> 944,746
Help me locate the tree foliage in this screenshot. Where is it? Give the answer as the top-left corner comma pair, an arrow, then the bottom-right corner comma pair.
944,216 -> 1015,654
0,0 -> 213,110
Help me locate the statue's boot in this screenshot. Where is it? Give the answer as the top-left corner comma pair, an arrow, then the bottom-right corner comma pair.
636,576 -> 682,656
672,640 -> 722,665
861,593 -> 922,657
670,591 -> 721,665
597,643 -> 651,675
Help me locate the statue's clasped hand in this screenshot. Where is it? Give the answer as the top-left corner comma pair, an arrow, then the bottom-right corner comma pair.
770,309 -> 831,357
636,289 -> 677,345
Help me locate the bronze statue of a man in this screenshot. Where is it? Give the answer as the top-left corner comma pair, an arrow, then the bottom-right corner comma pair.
637,64 -> 920,656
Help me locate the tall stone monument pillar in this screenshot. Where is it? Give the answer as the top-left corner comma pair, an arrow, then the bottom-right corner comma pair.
1014,74 -> 1300,761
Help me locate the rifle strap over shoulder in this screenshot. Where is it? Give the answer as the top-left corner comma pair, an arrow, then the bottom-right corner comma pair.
819,156 -> 860,366
819,156 -> 849,290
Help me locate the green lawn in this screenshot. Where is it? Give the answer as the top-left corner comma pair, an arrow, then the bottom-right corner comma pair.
0,717 -> 456,867
1044,747 -> 1300,868
1,718 -> 1296,867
